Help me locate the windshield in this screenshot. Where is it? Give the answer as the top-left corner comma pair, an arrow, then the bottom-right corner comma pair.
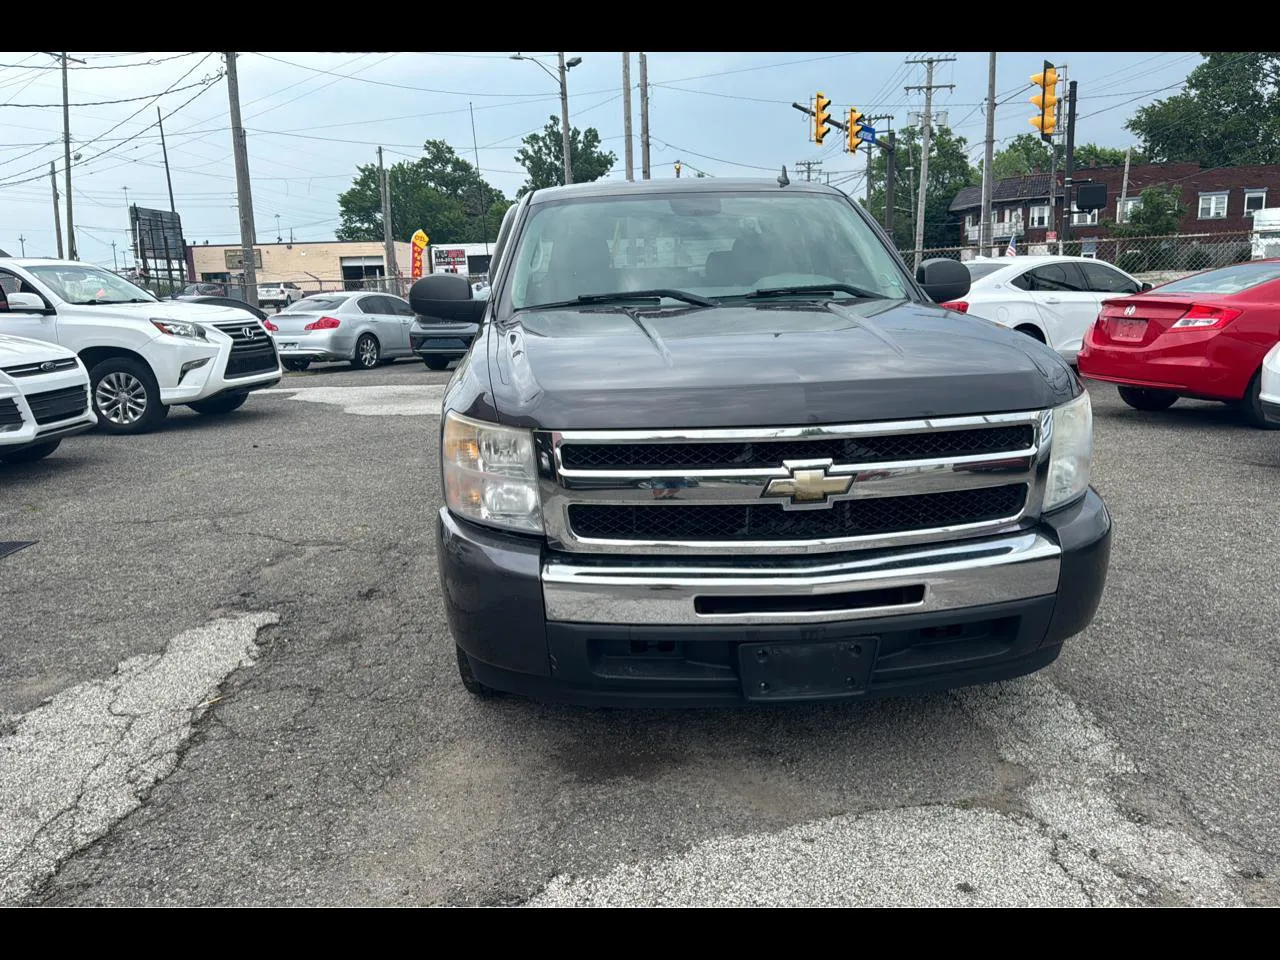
1151,261 -> 1280,296
284,296 -> 347,312
964,262 -> 1007,281
503,191 -> 912,312
27,264 -> 156,305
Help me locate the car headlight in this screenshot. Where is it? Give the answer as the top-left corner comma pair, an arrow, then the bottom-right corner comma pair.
151,318 -> 208,341
442,411 -> 543,533
1044,391 -> 1093,511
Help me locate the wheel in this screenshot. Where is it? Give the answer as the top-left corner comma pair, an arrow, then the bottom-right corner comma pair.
283,359 -> 311,372
1237,370 -> 1280,429
0,439 -> 61,464
187,392 -> 248,416
1015,324 -> 1046,343
423,356 -> 450,370
351,334 -> 380,370
455,645 -> 498,698
1117,385 -> 1178,412
89,357 -> 168,435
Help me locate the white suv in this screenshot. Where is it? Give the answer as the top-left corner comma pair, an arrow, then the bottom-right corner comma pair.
0,332 -> 97,463
0,259 -> 282,434
258,281 -> 304,307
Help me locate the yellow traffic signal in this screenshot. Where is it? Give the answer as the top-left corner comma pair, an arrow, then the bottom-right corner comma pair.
814,92 -> 831,145
1029,61 -> 1059,141
847,107 -> 864,153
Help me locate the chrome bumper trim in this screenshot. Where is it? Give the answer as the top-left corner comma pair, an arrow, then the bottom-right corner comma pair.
541,530 -> 1061,625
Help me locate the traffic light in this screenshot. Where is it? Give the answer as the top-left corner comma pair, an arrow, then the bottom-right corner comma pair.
1029,61 -> 1058,142
674,161 -> 682,178
813,92 -> 831,145
847,107 -> 864,153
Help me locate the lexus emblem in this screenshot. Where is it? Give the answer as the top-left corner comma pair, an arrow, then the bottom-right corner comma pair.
39,360 -> 57,372
242,326 -> 258,340
762,459 -> 853,510
1124,305 -> 1136,316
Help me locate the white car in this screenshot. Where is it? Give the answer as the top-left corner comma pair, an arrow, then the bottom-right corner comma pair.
257,281 -> 304,306
1261,340 -> 1280,426
0,332 -> 97,464
0,259 -> 282,435
947,255 -> 1149,363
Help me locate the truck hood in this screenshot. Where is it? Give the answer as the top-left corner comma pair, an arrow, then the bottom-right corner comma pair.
57,299 -> 263,327
486,299 -> 1079,430
0,332 -> 78,364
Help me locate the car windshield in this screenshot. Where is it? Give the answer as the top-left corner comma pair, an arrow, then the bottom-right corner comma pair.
283,296 -> 347,312
503,190 -> 912,313
964,262 -> 1008,281
28,264 -> 157,305
1151,261 -> 1280,295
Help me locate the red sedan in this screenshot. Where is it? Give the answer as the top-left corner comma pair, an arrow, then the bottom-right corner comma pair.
1078,259 -> 1280,428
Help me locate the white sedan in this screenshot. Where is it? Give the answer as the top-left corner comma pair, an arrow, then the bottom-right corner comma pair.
0,332 -> 97,464
1261,340 -> 1280,426
944,255 -> 1149,363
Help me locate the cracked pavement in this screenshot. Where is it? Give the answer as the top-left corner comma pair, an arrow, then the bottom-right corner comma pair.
1,362 -> 1277,906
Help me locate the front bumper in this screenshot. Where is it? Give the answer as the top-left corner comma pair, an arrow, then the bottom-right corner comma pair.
154,333 -> 282,404
410,321 -> 477,357
437,488 -> 1113,707
0,368 -> 97,452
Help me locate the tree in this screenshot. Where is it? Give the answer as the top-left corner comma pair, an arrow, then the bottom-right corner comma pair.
515,116 -> 617,195
1105,185 -> 1185,237
336,139 -> 511,245
1127,52 -> 1280,167
1073,143 -> 1144,168
989,133 -> 1062,181
865,126 -> 977,250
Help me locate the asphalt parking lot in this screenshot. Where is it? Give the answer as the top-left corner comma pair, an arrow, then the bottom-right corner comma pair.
2,361 -> 1278,907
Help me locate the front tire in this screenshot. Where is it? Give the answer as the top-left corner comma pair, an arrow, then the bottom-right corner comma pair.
1238,370 -> 1280,429
90,357 -> 168,435
1118,385 -> 1178,412
456,645 -> 498,699
352,334 -> 380,370
0,439 -> 61,464
188,392 -> 248,416
423,356 -> 450,370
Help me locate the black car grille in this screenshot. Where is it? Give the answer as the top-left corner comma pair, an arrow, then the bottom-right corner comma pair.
214,321 -> 278,379
0,398 -> 22,428
558,425 -> 1036,471
26,385 -> 89,425
568,484 -> 1028,542
2,357 -> 78,378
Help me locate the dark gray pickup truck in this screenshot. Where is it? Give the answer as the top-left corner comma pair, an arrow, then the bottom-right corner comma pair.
410,177 -> 1111,707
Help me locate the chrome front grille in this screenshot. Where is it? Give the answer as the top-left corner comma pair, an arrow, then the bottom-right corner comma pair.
537,411 -> 1052,556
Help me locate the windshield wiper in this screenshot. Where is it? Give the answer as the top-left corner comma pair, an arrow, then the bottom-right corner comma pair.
521,288 -> 717,311
81,297 -> 152,305
743,283 -> 884,301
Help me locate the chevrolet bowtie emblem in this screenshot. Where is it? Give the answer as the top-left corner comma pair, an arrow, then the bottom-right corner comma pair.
762,460 -> 852,508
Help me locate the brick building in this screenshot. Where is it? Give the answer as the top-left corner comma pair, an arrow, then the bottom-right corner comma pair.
948,161 -> 1280,253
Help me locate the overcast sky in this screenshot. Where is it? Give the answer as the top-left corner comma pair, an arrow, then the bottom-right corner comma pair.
0,51 -> 1198,267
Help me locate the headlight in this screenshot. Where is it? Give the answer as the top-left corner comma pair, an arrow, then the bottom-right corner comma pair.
151,318 -> 208,341
1044,391 -> 1093,511
442,411 -> 543,533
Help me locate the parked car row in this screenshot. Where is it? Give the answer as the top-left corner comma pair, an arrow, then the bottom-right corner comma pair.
1,258 -> 283,463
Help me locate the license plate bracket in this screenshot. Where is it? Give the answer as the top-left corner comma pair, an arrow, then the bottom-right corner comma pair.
738,637 -> 879,702
281,342 -> 298,350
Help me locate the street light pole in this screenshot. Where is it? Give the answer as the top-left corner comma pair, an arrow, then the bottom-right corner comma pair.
558,52 -> 574,185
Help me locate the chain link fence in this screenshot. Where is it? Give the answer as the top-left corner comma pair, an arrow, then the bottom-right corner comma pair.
134,273 -> 493,305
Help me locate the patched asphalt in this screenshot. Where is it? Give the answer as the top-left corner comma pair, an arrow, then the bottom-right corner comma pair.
1,360 -> 1277,906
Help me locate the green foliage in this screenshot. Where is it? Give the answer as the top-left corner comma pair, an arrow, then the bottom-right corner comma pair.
515,116 -> 617,195
1107,185 -> 1185,238
1126,52 -> 1280,166
1116,249 -> 1150,274
983,136 -> 1139,183
1179,245 -> 1214,270
866,126 -> 978,250
1073,143 -> 1144,168
336,139 -> 509,245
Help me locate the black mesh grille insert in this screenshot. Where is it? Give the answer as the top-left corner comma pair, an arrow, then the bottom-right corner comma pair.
569,484 -> 1028,542
559,425 -> 1034,470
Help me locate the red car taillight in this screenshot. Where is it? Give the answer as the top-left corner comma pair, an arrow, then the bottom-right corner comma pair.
304,316 -> 341,330
1170,304 -> 1243,330
940,300 -> 968,313
263,317 -> 278,332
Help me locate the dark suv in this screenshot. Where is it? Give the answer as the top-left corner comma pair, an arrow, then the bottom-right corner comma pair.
412,177 -> 1112,707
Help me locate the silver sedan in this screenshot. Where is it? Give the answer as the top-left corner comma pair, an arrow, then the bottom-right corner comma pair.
267,292 -> 416,372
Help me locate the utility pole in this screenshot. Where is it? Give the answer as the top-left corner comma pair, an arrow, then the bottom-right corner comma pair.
111,240 -> 117,271
224,52 -> 259,308
980,52 -> 997,256
377,147 -> 397,295
50,162 -> 63,259
1118,145 -> 1133,223
156,106 -> 184,285
469,102 -> 489,255
905,56 -> 955,270
622,53 -> 635,182
862,113 -> 893,214
1061,79 -> 1079,246
795,160 -> 821,182
639,52 -> 651,181
557,52 -> 574,185
884,130 -> 897,237
54,52 -> 87,260
18,235 -> 26,257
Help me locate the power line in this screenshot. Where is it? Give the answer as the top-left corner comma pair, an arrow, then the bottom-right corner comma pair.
253,52 -> 564,99
0,52 -> 201,71
0,77 -> 218,108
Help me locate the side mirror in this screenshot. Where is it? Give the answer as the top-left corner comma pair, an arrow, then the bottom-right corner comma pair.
0,291 -> 48,313
410,273 -> 486,323
1140,282 -> 1153,292
917,258 -> 971,304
